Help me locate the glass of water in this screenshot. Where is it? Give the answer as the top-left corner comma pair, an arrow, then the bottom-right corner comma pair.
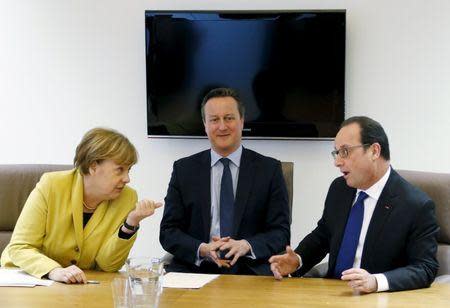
126,257 -> 163,307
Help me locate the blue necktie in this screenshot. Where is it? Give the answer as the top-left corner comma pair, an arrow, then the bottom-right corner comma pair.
219,158 -> 234,238
333,191 -> 369,278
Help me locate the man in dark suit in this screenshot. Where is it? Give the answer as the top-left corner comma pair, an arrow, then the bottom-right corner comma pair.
160,88 -> 290,275
270,116 -> 439,292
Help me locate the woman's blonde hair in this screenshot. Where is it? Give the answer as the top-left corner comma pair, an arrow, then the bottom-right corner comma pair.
74,127 -> 138,175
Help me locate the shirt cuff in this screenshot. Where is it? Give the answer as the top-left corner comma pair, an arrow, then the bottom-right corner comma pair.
244,240 -> 256,259
195,244 -> 205,267
295,253 -> 303,270
374,273 -> 389,292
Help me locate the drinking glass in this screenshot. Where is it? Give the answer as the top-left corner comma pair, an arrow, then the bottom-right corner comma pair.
111,278 -> 130,308
126,257 -> 163,307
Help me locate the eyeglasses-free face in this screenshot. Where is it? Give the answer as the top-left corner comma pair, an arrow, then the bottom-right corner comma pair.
331,144 -> 370,160
203,96 -> 244,157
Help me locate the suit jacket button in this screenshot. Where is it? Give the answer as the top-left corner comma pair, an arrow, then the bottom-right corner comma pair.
75,247 -> 80,252
71,260 -> 77,265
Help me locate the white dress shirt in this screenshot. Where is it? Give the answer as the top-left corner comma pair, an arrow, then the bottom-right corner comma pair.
209,146 -> 242,240
354,166 -> 391,292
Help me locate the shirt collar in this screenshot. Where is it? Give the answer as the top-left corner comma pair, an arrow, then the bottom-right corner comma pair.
357,165 -> 391,201
210,145 -> 243,168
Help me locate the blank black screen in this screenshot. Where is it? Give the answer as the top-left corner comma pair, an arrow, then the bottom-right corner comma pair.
145,11 -> 345,138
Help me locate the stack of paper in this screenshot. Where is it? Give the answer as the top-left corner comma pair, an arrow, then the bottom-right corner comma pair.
0,268 -> 53,287
162,272 -> 219,289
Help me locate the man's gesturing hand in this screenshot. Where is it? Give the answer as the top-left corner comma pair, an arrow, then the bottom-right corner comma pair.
269,246 -> 300,280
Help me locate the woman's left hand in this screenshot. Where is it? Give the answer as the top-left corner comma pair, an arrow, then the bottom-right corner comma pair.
125,199 -> 163,226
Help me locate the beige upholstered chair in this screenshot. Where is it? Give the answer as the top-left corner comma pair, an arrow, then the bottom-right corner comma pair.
281,162 -> 294,223
397,170 -> 450,277
0,164 -> 72,253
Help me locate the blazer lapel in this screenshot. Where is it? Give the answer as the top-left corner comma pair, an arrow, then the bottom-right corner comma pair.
233,148 -> 254,237
199,151 -> 212,241
361,171 -> 398,266
71,171 -> 84,250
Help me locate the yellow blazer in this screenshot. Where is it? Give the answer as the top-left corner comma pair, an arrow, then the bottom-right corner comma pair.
1,168 -> 138,278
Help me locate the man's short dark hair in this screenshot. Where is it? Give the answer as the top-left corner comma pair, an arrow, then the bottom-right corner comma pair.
341,116 -> 390,161
201,87 -> 245,121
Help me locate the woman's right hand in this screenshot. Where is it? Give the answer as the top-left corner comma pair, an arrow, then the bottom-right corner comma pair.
48,265 -> 87,284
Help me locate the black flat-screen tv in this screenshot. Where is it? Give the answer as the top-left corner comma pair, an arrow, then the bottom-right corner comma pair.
145,11 -> 345,139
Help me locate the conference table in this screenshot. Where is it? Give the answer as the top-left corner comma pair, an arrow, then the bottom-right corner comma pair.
1,271 -> 449,307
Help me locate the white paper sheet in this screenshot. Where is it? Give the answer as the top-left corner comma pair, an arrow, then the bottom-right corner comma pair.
162,272 -> 219,289
0,268 -> 54,287
434,275 -> 450,284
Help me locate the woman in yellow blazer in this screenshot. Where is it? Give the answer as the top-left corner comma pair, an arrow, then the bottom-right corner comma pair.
1,128 -> 162,283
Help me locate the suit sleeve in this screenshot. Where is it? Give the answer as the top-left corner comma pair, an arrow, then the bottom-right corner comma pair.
245,161 -> 291,260
159,162 -> 203,265
95,192 -> 138,272
4,175 -> 62,278
384,199 -> 439,291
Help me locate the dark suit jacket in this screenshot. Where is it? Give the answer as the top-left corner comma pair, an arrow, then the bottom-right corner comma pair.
295,169 -> 439,291
160,148 -> 290,275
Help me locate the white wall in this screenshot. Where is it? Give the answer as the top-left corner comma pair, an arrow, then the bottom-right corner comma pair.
1,0 -> 449,259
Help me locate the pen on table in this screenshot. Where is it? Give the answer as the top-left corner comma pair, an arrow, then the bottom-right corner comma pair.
87,280 -> 100,284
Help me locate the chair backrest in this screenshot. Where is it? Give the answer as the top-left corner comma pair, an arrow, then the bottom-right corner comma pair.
398,169 -> 450,276
281,162 -> 294,224
0,164 -> 73,253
